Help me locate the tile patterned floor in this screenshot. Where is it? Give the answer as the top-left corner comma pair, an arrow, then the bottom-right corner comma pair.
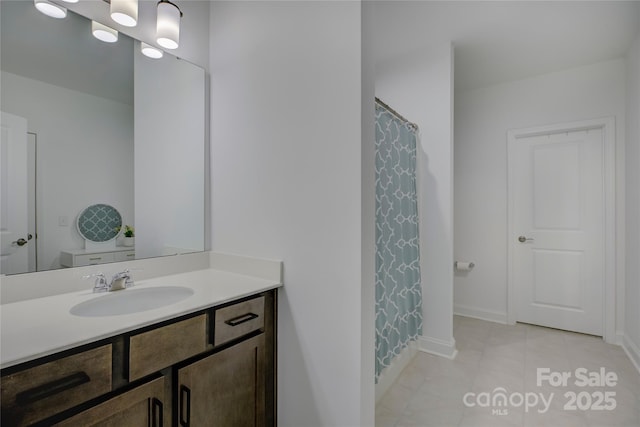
376,316 -> 640,427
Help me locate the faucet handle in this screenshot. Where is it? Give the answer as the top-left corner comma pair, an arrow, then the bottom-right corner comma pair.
83,272 -> 109,293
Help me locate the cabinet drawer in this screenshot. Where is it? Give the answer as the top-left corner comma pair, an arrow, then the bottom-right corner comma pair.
1,345 -> 112,427
214,296 -> 265,346
114,250 -> 135,262
129,315 -> 207,381
75,253 -> 115,266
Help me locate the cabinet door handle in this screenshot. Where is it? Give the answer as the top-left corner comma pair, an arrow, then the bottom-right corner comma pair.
224,312 -> 259,327
15,371 -> 90,406
151,397 -> 163,427
179,385 -> 191,427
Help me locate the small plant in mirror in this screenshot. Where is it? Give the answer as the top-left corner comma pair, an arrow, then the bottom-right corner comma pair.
123,225 -> 135,238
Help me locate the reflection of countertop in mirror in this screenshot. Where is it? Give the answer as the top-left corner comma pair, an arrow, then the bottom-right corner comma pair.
1,255 -> 283,369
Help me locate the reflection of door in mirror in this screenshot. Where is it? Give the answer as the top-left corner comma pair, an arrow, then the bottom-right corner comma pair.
0,112 -> 35,275
27,133 -> 37,273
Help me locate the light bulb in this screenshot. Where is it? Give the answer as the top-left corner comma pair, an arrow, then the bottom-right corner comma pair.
141,42 -> 163,59
34,0 -> 67,19
156,1 -> 181,50
92,21 -> 118,43
111,0 -> 138,27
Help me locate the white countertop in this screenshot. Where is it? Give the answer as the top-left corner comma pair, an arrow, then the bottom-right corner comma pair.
1,267 -> 281,369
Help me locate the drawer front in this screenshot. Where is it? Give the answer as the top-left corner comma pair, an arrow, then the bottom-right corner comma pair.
129,315 -> 207,381
214,296 -> 265,346
114,251 -> 135,262
75,253 -> 115,267
1,345 -> 112,427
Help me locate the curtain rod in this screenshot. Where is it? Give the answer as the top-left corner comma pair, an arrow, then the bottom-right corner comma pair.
375,97 -> 418,131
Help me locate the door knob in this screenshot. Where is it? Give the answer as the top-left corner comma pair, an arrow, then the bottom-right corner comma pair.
13,238 -> 28,246
518,236 -> 534,243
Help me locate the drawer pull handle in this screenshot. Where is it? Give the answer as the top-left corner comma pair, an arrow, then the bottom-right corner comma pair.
224,312 -> 259,326
179,385 -> 191,427
152,397 -> 164,427
15,371 -> 90,406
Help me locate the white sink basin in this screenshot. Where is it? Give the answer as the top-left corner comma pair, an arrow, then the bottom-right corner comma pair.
70,286 -> 194,317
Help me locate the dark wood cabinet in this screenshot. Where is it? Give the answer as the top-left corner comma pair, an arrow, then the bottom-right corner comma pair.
177,334 -> 265,427
1,290 -> 276,427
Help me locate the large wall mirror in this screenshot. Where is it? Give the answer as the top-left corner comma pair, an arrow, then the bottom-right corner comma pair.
0,0 -> 205,275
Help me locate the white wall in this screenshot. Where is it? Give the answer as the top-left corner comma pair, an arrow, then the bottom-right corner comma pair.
134,51 -> 205,259
375,44 -> 456,357
209,2 -> 373,426
625,32 -> 640,368
454,59 -> 627,328
1,71 -> 133,270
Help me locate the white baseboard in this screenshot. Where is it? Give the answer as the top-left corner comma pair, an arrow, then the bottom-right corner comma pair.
418,335 -> 458,359
375,342 -> 418,403
454,304 -> 508,324
613,332 -> 625,346
622,334 -> 640,375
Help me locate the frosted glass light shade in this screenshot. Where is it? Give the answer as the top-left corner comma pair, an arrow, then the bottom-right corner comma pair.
60,0 -> 79,3
141,42 -> 163,59
92,21 -> 118,43
111,0 -> 138,27
34,0 -> 66,19
156,1 -> 181,50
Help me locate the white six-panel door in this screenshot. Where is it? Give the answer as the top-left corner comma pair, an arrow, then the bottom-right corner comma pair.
509,125 -> 606,336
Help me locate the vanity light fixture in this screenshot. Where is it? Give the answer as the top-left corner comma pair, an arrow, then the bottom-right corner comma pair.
110,0 -> 138,27
156,0 -> 182,50
59,0 -> 79,3
34,0 -> 67,19
141,42 -> 163,59
92,21 -> 118,43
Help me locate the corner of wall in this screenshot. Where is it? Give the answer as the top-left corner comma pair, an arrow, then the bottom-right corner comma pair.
624,29 -> 640,373
374,342 -> 418,403
361,1 -> 377,424
623,335 -> 640,375
418,335 -> 458,359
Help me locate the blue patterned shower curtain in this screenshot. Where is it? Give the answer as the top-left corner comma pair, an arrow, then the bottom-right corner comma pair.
375,102 -> 423,381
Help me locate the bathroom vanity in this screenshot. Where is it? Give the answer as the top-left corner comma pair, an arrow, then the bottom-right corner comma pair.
0,266 -> 280,427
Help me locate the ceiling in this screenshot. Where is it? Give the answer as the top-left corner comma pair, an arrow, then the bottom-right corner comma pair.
3,1 -> 638,98
372,1 -> 640,92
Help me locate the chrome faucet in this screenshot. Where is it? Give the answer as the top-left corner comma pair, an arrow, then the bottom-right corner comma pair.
110,269 -> 134,290
86,273 -> 109,293
84,270 -> 135,293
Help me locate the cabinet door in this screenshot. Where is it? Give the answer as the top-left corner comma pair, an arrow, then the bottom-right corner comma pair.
56,376 -> 164,427
177,334 -> 265,427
